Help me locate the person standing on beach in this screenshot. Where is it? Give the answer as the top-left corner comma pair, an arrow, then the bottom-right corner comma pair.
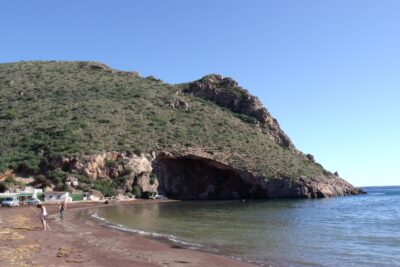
37,204 -> 48,231
59,201 -> 66,220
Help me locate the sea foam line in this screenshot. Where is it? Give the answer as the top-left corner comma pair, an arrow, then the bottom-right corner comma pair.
90,212 -> 265,266
91,212 -> 205,250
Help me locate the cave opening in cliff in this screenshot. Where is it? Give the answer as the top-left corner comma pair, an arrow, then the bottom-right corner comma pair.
154,156 -> 256,200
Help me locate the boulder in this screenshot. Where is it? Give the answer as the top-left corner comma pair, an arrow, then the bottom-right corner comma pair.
306,154 -> 316,163
65,176 -> 79,187
166,99 -> 189,109
89,190 -> 104,201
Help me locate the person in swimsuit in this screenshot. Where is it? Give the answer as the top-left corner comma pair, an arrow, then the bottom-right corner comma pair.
37,204 -> 48,231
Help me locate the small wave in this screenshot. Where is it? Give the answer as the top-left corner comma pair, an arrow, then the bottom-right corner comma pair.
368,192 -> 385,196
91,212 -> 205,250
91,213 -> 108,222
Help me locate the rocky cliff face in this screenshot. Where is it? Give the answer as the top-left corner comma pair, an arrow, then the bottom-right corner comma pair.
46,152 -> 158,197
184,74 -> 294,149
5,149 -> 361,200
152,151 -> 363,200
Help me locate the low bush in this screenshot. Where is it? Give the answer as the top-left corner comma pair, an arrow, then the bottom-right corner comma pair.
33,175 -> 52,189
132,185 -> 142,198
5,108 -> 17,120
93,180 -> 117,197
47,169 -> 68,185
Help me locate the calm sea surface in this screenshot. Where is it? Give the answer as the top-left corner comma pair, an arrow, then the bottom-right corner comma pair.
90,186 -> 400,267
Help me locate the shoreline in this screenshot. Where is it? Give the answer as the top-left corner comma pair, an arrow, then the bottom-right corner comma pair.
0,200 -> 257,267
89,209 -> 207,252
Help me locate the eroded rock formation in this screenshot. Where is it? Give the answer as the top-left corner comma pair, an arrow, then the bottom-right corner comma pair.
48,152 -> 157,195
184,74 -> 294,149
1,150 -> 363,199
153,152 -> 363,200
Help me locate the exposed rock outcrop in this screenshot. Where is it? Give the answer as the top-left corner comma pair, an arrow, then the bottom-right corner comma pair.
48,152 -> 156,195
306,154 -> 316,163
184,74 -> 294,149
264,176 -> 364,198
55,152 -> 152,180
166,99 -> 189,109
2,149 -> 363,200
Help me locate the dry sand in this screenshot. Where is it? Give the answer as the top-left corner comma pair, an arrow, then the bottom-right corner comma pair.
0,200 -> 257,267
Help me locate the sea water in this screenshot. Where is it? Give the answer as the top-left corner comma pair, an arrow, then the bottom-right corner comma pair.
90,186 -> 400,267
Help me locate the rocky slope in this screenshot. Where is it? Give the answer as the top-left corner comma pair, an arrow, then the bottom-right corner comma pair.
0,61 -> 363,199
184,74 -> 293,149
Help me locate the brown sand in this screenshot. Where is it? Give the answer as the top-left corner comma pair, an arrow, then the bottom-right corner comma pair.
0,200 -> 257,267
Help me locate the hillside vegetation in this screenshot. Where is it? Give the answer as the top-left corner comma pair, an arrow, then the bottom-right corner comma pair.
0,61 -> 326,182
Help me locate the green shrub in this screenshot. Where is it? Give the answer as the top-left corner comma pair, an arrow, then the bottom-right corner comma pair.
133,148 -> 143,156
112,175 -> 128,188
5,108 -> 17,120
149,173 -> 157,185
132,185 -> 142,198
93,180 -> 117,197
75,174 -> 92,184
2,152 -> 41,174
47,169 -> 68,185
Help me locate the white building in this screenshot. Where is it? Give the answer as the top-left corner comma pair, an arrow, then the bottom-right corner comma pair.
44,192 -> 72,203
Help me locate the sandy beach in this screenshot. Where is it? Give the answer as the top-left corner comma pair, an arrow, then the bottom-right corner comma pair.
0,200 -> 257,267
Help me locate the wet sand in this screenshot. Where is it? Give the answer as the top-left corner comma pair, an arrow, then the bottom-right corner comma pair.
0,200 -> 257,267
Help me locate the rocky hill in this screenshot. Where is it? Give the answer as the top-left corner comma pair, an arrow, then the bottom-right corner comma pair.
0,61 -> 363,199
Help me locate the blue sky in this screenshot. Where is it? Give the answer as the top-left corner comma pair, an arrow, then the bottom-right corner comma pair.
1,1 -> 399,186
